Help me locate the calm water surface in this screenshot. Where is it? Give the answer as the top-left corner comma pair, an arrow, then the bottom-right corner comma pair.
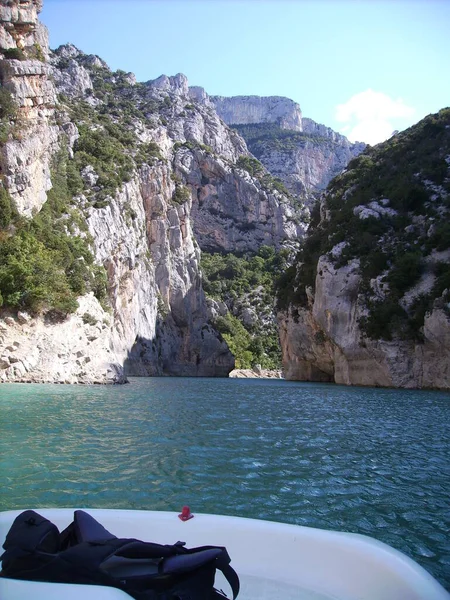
1,378 -> 449,589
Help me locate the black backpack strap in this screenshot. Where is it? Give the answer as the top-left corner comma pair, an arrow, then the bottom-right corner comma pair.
215,549 -> 240,600
103,543 -> 240,600
162,548 -> 222,574
180,546 -> 240,600
116,540 -> 185,559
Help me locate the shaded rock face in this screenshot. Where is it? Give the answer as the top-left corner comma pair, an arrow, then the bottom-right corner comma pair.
0,0 -> 58,216
176,148 -> 304,253
279,255 -> 450,389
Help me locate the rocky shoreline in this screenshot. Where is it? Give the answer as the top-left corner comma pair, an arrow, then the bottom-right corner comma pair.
229,368 -> 284,379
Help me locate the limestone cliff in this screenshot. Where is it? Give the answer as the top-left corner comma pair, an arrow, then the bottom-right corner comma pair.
0,0 -> 58,216
206,94 -> 365,202
210,95 -> 303,131
278,109 -> 450,389
0,3 -> 308,383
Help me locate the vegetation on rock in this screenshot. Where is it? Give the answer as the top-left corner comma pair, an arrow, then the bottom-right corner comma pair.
55,55 -> 169,206
0,149 -> 107,316
236,153 -> 291,196
277,108 -> 450,341
0,87 -> 18,142
2,48 -> 26,61
233,122 -> 330,157
201,246 -> 290,368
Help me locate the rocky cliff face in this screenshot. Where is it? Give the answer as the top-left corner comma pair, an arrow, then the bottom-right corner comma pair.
247,123 -> 365,202
206,94 -> 365,202
211,95 -> 303,131
279,256 -> 450,389
278,109 -> 450,389
0,4 -> 308,384
0,0 -> 58,216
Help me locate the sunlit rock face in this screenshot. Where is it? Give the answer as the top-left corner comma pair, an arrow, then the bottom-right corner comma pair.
206,95 -> 365,203
0,4 -> 310,383
256,119 -> 366,200
0,0 -> 58,216
279,255 -> 450,389
210,95 -> 303,131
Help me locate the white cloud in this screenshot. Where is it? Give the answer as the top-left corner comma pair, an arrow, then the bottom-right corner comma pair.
335,89 -> 416,145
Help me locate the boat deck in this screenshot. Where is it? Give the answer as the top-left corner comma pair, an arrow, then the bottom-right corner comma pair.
1,509 -> 448,600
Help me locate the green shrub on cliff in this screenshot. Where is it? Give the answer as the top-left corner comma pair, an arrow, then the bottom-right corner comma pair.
172,183 -> 190,204
2,48 -> 26,61
59,87 -> 164,203
135,141 -> 162,167
201,246 -> 289,368
0,187 -> 16,229
73,124 -> 134,198
214,312 -> 253,369
0,149 -> 107,315
235,154 -> 292,196
236,155 -> 266,178
0,87 -> 18,142
0,231 -> 78,314
0,88 -> 17,121
277,107 -> 450,341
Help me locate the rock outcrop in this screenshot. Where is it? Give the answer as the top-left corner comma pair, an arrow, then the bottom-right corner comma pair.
278,109 -> 450,389
229,368 -> 283,379
249,126 -> 365,202
210,95 -> 303,131
0,295 -> 125,384
204,94 -> 365,203
0,0 -> 58,216
0,0 -> 48,56
279,255 -> 450,389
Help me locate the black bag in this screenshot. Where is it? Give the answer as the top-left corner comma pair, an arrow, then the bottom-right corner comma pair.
0,510 -> 240,600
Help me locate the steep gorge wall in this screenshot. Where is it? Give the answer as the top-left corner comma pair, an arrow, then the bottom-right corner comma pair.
252,132 -> 365,201
0,5 -> 307,383
0,4 -> 233,382
206,94 -> 365,201
278,111 -> 450,390
279,256 -> 450,389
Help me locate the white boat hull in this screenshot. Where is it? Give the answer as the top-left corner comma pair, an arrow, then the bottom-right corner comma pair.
0,509 -> 448,600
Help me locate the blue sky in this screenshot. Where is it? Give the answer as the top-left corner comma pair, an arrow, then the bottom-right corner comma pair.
41,0 -> 450,144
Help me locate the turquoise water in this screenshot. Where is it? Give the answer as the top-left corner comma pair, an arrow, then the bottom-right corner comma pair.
1,377 -> 449,589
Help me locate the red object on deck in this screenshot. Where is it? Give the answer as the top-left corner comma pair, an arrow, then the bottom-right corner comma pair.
178,506 -> 194,521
